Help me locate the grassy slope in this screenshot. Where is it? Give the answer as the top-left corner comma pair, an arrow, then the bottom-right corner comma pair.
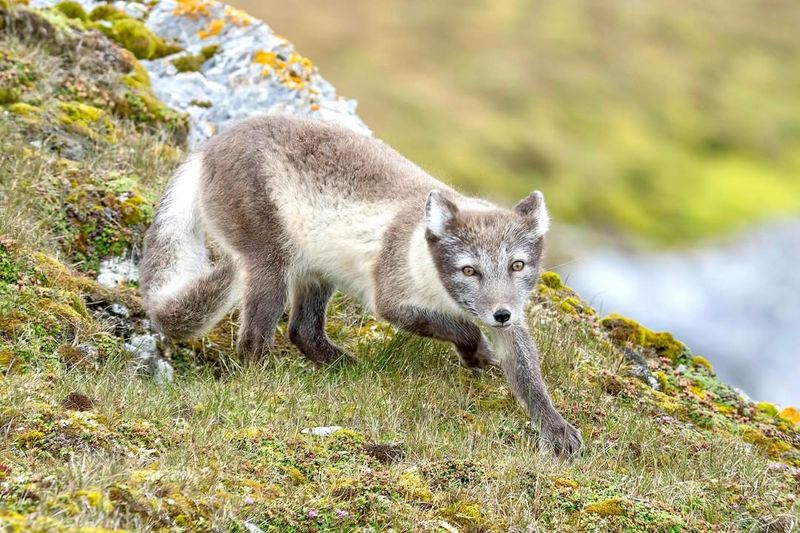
0,4 -> 799,532
231,0 -> 800,246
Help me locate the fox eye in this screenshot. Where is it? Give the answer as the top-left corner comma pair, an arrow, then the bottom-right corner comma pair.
511,260 -> 525,272
462,266 -> 477,277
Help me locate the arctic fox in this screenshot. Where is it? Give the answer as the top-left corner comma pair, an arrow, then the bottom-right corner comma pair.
140,115 -> 582,457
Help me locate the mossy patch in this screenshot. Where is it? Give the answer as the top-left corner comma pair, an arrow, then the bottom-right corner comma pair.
602,313 -> 687,361
171,43 -> 219,73
53,1 -> 87,22
88,4 -> 127,22
57,101 -> 116,142
95,17 -> 181,60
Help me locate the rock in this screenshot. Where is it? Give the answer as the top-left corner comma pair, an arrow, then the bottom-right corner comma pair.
30,0 -> 369,148
301,425 -> 343,436
124,333 -> 173,384
96,256 -> 138,288
109,303 -> 129,317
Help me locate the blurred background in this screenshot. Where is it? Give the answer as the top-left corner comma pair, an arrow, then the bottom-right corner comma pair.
230,0 -> 800,405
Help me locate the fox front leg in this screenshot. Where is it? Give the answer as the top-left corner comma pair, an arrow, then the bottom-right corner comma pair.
381,305 -> 496,369
493,324 -> 582,458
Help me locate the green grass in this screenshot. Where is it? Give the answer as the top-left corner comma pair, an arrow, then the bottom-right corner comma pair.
0,3 -> 799,531
232,0 -> 800,246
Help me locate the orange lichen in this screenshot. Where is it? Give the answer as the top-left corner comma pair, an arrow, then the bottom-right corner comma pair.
778,407 -> 800,426
253,50 -> 282,69
197,18 -> 224,39
173,0 -> 212,19
224,5 -> 252,27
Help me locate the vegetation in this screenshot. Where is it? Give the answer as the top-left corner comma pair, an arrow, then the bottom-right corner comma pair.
0,2 -> 798,531
237,0 -> 800,246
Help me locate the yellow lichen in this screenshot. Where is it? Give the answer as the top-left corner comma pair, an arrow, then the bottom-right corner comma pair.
583,497 -> 626,516
397,468 -> 433,502
553,476 -> 579,489
16,429 -> 45,447
282,465 -> 307,484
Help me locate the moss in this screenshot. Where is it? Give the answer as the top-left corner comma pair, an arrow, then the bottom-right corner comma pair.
0,87 -> 20,104
438,500 -> 483,527
539,271 -> 565,290
397,468 -> 433,503
57,101 -> 116,142
756,402 -> 779,417
53,1 -> 88,22
171,43 -> 219,73
654,371 -> 671,392
118,90 -> 188,139
691,355 -> 714,373
8,102 -> 40,116
88,4 -> 127,21
16,429 -> 45,448
98,18 -> 181,60
602,313 -> 687,361
584,497 -> 626,516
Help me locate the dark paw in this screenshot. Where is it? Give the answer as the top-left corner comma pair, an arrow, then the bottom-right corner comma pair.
236,327 -> 274,360
540,416 -> 583,459
311,343 -> 356,366
457,337 -> 497,370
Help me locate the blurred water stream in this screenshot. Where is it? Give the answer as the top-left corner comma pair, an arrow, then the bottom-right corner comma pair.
559,219 -> 800,406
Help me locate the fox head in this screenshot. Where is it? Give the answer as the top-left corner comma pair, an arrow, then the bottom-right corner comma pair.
424,190 -> 549,329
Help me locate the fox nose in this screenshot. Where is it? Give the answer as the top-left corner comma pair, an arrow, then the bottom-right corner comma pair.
493,308 -> 511,324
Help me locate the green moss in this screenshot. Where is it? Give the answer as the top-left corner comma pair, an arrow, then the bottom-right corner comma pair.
539,271 -> 564,290
601,313 -> 687,361
88,4 -> 127,21
8,102 -> 40,116
584,497 -> 626,516
119,90 -> 188,139
756,402 -> 779,417
691,355 -> 714,373
0,87 -> 20,104
110,19 -> 157,59
171,44 -> 219,73
57,101 -> 116,142
95,18 -> 181,60
53,1 -> 88,22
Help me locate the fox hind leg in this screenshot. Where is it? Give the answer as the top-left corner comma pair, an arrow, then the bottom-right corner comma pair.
289,276 -> 353,364
236,259 -> 289,359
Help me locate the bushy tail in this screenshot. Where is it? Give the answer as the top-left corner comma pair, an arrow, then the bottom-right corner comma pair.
140,154 -> 238,340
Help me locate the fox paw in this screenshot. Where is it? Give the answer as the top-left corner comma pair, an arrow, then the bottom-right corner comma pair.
540,416 -> 583,459
457,336 -> 498,370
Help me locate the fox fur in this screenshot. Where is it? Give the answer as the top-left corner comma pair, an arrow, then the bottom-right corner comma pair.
140,115 -> 582,457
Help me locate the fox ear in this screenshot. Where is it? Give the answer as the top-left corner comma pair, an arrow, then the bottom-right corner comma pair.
514,190 -> 550,236
425,190 -> 458,238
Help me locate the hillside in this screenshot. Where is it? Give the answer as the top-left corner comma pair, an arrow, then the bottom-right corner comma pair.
1,2 -> 799,531
232,0 -> 800,246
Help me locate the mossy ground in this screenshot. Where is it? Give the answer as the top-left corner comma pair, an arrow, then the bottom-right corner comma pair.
1,3 -> 799,531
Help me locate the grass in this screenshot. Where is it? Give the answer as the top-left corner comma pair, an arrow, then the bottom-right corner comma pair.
0,3 -> 799,531
231,0 -> 800,246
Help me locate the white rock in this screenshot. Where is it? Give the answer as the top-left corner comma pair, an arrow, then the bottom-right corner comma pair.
301,426 -> 343,437
109,303 -> 130,318
96,257 -> 139,288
